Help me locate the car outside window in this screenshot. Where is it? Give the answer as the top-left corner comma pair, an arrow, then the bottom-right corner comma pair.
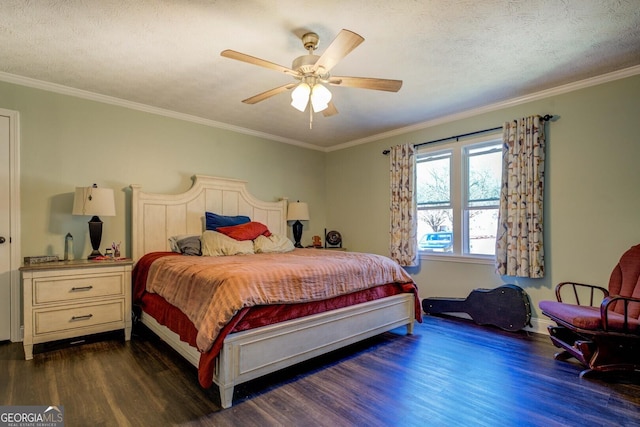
416,136 -> 502,258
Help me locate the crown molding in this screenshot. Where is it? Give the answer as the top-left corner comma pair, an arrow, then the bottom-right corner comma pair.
0,71 -> 323,152
327,65 -> 640,152
1,65 -> 638,154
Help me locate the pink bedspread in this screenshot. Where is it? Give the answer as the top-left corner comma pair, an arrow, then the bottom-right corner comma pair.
144,248 -> 415,353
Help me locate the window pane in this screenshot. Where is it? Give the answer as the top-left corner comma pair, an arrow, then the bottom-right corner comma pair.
467,208 -> 498,255
415,138 -> 502,258
417,151 -> 451,207
467,144 -> 501,208
418,209 -> 453,253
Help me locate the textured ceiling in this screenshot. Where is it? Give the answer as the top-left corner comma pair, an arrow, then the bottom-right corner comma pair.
1,1 -> 639,150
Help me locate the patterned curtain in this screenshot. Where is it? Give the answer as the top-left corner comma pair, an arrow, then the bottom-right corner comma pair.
389,144 -> 418,266
495,116 -> 546,278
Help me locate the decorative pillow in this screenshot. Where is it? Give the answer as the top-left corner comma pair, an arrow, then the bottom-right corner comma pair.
176,235 -> 201,256
201,230 -> 254,256
216,221 -> 272,241
254,234 -> 295,254
205,212 -> 250,230
168,234 -> 201,255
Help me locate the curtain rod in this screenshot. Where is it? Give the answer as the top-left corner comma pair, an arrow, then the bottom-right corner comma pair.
382,114 -> 554,155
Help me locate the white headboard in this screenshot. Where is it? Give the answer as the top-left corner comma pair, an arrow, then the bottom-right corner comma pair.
131,175 -> 288,261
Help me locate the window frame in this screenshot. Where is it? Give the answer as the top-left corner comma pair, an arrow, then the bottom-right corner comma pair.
416,132 -> 502,263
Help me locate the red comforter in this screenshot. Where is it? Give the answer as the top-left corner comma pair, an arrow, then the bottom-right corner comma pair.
133,251 -> 421,388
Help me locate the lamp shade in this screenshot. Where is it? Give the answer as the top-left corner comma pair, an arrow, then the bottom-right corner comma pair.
72,186 -> 116,217
310,84 -> 332,112
287,202 -> 310,221
291,83 -> 311,112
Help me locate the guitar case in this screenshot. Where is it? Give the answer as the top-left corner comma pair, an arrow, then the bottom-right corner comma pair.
422,284 -> 531,332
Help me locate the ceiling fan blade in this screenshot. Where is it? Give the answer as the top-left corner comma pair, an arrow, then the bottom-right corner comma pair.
221,50 -> 299,76
312,29 -> 364,75
322,101 -> 338,117
328,76 -> 403,92
242,83 -> 297,104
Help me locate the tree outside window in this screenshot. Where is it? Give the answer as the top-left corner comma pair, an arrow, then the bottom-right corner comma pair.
416,138 -> 502,257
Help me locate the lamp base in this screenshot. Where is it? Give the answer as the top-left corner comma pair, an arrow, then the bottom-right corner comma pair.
292,220 -> 304,248
87,249 -> 102,260
88,215 -> 104,260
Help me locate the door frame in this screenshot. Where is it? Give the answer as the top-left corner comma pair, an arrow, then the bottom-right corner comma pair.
1,108 -> 21,342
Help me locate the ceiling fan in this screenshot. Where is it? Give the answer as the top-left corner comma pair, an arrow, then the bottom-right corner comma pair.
220,29 -> 402,127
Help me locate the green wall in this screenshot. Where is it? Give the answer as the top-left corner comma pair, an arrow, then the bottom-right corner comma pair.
0,81 -> 327,258
3,72 -> 639,332
326,74 -> 640,330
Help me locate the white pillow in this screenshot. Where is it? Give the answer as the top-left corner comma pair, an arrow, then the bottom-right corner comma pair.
201,230 -> 254,256
254,234 -> 295,253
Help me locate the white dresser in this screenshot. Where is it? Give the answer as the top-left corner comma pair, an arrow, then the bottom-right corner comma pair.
20,259 -> 133,360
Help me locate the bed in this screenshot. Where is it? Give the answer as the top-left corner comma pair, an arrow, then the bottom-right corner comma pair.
131,175 -> 420,408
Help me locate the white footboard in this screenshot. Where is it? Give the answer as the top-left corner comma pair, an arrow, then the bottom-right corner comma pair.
141,293 -> 415,408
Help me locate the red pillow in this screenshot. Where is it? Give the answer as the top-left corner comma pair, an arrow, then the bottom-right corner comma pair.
215,221 -> 272,241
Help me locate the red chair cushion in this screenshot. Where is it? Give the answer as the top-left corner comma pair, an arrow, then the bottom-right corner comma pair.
540,300 -> 640,332
608,244 -> 640,318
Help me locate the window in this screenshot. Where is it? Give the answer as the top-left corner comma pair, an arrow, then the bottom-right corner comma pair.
416,135 -> 502,258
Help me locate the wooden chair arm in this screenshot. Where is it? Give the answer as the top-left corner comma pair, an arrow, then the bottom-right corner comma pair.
601,295 -> 640,333
555,281 -> 609,305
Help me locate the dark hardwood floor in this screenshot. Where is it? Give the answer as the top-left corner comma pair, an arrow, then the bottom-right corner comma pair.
1,315 -> 639,426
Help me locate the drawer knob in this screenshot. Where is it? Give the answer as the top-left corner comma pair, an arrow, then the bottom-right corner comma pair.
71,314 -> 93,321
71,286 -> 93,292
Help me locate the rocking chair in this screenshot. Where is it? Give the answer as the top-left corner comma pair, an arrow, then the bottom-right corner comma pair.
539,244 -> 640,377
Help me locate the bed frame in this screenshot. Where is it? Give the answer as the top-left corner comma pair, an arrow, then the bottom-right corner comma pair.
131,175 -> 415,408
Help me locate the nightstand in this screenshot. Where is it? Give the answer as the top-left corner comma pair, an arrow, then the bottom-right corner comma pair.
20,259 -> 133,360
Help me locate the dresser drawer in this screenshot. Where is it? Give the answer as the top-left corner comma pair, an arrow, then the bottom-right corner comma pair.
33,272 -> 124,305
33,300 -> 125,335
21,260 -> 133,359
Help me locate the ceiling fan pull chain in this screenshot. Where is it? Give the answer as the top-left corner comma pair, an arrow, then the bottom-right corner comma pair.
309,106 -> 313,129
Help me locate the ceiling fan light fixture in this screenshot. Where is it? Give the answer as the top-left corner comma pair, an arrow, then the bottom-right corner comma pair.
310,83 -> 332,112
291,82 -> 311,112
222,29 -> 401,124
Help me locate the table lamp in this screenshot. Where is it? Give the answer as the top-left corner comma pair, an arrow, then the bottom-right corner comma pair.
72,184 -> 116,259
286,201 -> 309,248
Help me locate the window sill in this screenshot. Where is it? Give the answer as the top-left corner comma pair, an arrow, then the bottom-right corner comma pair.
419,252 -> 495,265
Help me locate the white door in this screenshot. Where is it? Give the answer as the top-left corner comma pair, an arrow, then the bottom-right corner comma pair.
0,114 -> 10,340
